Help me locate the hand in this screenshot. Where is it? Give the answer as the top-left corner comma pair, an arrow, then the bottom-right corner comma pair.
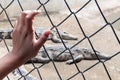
0,10 -> 51,79
11,10 -> 51,62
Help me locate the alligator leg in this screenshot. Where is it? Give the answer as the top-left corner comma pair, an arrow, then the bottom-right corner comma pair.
66,55 -> 84,64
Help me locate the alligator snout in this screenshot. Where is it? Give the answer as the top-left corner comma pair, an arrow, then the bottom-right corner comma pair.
60,31 -> 78,40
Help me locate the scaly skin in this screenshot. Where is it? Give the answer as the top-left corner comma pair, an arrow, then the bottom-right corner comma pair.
27,45 -> 111,64
14,45 -> 111,80
0,27 -> 78,43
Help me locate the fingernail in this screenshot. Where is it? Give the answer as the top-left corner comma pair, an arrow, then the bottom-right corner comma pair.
44,30 -> 51,37
34,10 -> 41,13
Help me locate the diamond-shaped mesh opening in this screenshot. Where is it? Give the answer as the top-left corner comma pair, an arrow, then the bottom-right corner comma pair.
0,0 -> 120,80
84,63 -> 110,80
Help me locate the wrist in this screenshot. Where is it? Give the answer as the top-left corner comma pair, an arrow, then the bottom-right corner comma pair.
0,52 -> 26,79
10,49 -> 31,63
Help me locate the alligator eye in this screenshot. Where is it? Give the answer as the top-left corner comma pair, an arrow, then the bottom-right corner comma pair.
63,32 -> 68,34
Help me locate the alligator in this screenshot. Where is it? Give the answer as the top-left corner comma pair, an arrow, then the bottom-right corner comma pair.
0,27 -> 78,43
27,45 -> 111,64
13,45 -> 111,80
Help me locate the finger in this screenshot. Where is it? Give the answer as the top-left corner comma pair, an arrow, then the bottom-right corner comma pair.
25,10 -> 40,32
15,12 -> 27,30
36,30 -> 51,48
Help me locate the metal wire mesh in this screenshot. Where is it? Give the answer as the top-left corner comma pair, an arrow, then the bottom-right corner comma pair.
0,0 -> 120,80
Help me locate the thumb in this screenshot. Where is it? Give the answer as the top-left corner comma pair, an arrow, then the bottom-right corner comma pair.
36,30 -> 51,48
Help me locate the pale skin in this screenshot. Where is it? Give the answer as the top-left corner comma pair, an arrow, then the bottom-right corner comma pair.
0,10 -> 51,79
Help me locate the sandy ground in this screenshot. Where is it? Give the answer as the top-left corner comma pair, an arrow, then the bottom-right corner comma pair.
0,0 -> 120,80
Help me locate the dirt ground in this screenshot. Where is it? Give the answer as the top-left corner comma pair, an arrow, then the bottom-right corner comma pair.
0,0 -> 120,80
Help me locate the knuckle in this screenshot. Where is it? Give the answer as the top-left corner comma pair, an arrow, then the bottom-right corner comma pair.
25,16 -> 32,21
21,11 -> 27,16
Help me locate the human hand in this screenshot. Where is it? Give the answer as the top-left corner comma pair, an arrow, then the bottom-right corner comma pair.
11,10 -> 51,62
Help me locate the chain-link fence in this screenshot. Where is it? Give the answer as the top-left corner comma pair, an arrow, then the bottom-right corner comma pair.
0,0 -> 120,80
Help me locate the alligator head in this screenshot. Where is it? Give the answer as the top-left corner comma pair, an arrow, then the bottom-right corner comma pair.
51,30 -> 78,40
59,31 -> 78,40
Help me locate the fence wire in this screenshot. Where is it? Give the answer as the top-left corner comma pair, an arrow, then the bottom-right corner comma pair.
0,0 -> 120,80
